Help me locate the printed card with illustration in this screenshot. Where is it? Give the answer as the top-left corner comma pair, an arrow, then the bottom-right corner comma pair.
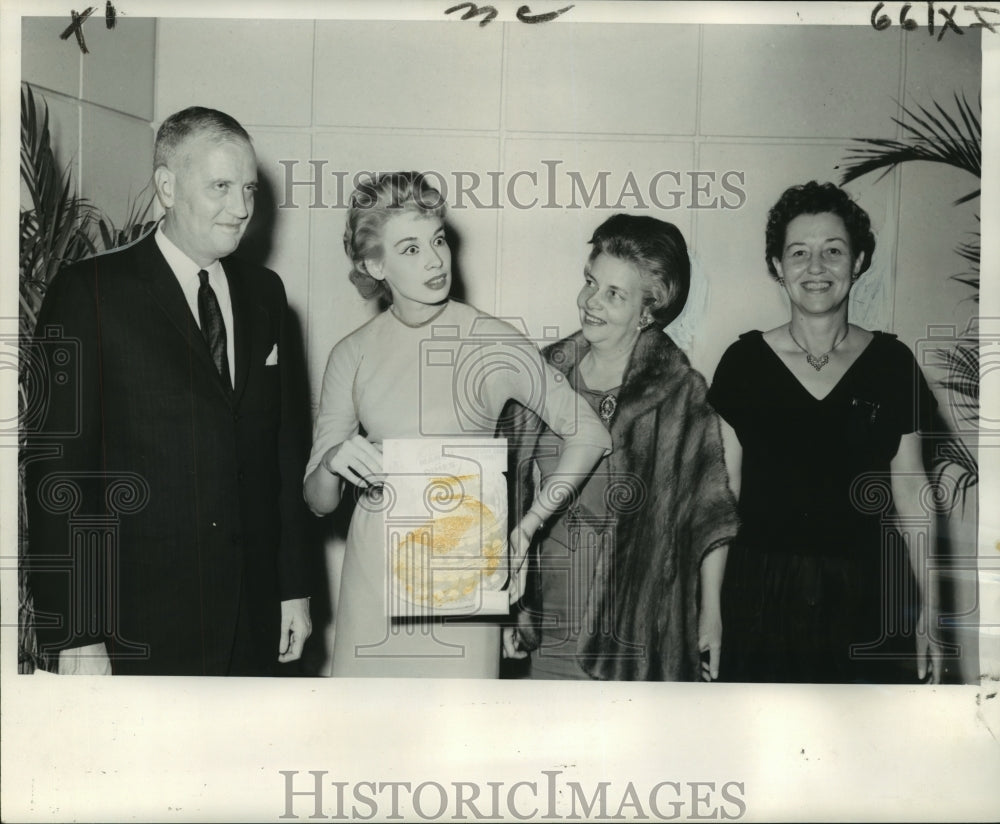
382,438 -> 510,617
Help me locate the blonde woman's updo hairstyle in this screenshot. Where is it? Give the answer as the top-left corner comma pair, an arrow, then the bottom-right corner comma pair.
343,172 -> 448,302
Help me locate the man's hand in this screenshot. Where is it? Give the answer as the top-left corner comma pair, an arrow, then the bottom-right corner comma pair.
58,642 -> 112,675
278,597 -> 312,663
502,626 -> 528,660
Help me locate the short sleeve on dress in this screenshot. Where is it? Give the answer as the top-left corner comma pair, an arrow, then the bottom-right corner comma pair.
707,337 -> 751,431
889,337 -> 939,436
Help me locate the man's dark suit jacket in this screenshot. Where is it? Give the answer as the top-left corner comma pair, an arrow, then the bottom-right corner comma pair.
25,232 -> 312,675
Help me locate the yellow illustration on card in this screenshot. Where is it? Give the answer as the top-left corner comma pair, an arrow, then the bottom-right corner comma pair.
391,474 -> 505,608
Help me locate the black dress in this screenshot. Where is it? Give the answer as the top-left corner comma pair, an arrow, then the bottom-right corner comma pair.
707,330 -> 937,683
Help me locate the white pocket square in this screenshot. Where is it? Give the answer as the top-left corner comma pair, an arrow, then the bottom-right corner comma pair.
265,343 -> 279,366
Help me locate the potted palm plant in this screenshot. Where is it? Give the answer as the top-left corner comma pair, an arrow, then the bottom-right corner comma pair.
840,93 -> 985,684
839,93 -> 981,512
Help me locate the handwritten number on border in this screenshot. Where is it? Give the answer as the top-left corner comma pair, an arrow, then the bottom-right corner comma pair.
870,2 -> 998,38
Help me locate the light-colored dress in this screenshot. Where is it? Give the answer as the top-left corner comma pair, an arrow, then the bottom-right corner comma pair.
306,300 -> 611,677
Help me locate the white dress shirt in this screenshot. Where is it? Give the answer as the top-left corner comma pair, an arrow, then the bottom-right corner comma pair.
155,223 -> 236,383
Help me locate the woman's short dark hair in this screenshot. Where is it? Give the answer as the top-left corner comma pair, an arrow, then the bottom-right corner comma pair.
764,181 -> 876,280
587,214 -> 691,327
343,172 -> 447,302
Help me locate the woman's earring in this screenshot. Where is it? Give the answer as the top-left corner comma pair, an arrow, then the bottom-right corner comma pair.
638,314 -> 654,331
776,277 -> 786,286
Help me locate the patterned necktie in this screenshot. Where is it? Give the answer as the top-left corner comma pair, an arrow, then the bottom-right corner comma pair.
197,269 -> 233,393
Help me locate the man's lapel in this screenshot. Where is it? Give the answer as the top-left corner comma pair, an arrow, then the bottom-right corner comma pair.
134,233 -> 233,402
223,257 -> 260,408
135,233 -> 197,338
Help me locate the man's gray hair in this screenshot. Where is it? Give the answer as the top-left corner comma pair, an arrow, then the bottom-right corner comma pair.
154,106 -> 252,169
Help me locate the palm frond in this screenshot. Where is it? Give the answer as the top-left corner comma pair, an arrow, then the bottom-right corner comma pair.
838,93 -> 981,206
931,338 -> 979,510
19,83 -> 162,673
951,273 -> 980,295
840,92 -> 982,490
94,183 -> 158,251
19,82 -> 100,674
20,82 -> 96,315
951,189 -> 981,206
949,224 -> 980,301
934,342 -> 979,398
955,239 -> 980,266
931,436 -> 978,515
904,94 -> 979,173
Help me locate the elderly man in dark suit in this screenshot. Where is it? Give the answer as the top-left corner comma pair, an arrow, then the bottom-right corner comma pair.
25,107 -> 312,675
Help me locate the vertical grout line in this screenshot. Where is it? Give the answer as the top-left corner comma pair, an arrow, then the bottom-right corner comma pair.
689,23 -> 705,365
890,26 -> 908,336
77,32 -> 84,202
151,17 -> 159,127
305,18 -> 318,391
494,21 -> 508,322
691,23 -> 704,257
150,17 -> 159,211
309,19 -> 317,138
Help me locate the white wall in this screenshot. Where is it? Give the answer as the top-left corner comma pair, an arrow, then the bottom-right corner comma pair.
21,17 -> 156,228
152,20 -> 981,394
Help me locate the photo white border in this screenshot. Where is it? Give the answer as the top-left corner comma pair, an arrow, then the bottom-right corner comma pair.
2,1 -> 998,821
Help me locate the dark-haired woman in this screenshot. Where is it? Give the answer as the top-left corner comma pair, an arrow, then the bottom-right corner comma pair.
507,214 -> 739,681
708,181 -> 942,684
303,172 -> 611,678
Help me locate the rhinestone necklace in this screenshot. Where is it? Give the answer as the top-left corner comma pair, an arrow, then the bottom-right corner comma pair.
787,325 -> 848,371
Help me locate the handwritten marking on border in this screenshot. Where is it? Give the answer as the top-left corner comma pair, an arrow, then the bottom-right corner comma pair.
445,2 -> 499,26
516,4 -> 574,24
59,7 -> 95,53
444,2 -> 574,26
59,3 -> 118,53
870,2 -> 999,38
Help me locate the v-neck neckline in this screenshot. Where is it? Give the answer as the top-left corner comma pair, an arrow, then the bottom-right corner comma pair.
758,330 -> 879,403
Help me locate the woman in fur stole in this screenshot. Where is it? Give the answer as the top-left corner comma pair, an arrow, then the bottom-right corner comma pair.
504,214 -> 739,681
